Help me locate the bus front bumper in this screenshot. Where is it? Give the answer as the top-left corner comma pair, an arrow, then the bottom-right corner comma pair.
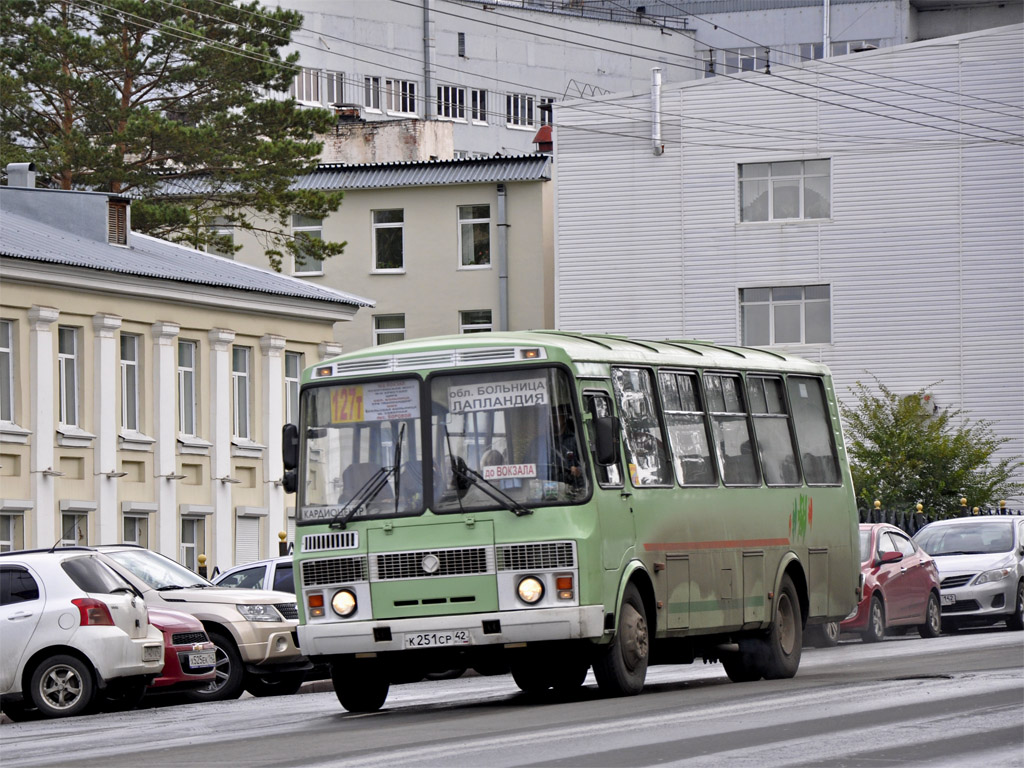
298,605 -> 606,657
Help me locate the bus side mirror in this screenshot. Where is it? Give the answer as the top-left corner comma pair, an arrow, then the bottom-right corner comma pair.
282,469 -> 297,494
282,423 -> 299,470
594,416 -> 620,466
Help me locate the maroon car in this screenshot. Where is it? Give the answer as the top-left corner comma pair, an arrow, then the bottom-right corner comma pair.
146,608 -> 216,694
841,523 -> 943,642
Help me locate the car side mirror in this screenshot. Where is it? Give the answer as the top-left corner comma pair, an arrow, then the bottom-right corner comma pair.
878,551 -> 903,565
282,423 -> 299,470
594,416 -> 621,466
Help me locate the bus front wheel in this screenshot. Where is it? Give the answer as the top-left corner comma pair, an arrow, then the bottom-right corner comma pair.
331,660 -> 389,713
593,582 -> 649,697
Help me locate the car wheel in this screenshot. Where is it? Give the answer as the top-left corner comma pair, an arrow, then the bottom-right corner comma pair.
183,631 -> 245,702
805,620 -> 840,648
244,672 -> 306,697
28,655 -> 96,718
1007,581 -> 1024,632
593,582 -> 650,697
918,593 -> 943,638
331,660 -> 389,713
862,596 -> 886,643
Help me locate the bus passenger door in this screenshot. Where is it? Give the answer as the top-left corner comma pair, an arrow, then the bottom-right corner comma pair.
581,387 -> 634,572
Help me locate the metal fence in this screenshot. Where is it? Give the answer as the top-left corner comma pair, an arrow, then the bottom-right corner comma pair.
859,502 -> 1024,536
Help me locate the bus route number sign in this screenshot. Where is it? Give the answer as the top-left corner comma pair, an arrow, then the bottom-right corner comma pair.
404,630 -> 471,648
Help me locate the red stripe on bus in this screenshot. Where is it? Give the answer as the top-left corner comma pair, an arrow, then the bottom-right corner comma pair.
643,538 -> 790,551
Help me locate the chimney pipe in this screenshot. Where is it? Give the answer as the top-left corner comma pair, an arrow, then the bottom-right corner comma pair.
6,162 -> 36,188
651,69 -> 664,156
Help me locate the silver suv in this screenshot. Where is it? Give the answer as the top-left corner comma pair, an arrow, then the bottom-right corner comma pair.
913,516 -> 1024,632
91,546 -> 311,700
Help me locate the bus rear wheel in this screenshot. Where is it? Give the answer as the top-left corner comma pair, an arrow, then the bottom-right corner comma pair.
331,660 -> 389,713
760,574 -> 802,679
593,582 -> 649,697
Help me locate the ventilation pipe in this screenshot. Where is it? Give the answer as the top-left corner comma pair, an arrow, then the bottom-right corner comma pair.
6,162 -> 36,188
497,183 -> 509,331
422,0 -> 435,119
651,68 -> 664,156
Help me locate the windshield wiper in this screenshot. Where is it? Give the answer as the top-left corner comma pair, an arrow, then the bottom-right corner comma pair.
329,426 -> 405,531
450,457 -> 534,517
156,584 -> 187,591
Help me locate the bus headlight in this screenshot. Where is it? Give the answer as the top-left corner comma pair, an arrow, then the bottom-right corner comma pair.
332,589 -> 357,617
517,576 -> 544,604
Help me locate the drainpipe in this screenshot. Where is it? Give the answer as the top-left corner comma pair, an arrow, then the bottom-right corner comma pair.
497,183 -> 509,331
823,0 -> 831,57
423,0 -> 435,119
651,68 -> 664,156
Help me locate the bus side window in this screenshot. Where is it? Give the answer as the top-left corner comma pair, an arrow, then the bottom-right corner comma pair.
747,376 -> 800,486
786,376 -> 841,485
584,392 -> 623,488
657,370 -> 717,486
610,368 -> 673,487
704,373 -> 761,486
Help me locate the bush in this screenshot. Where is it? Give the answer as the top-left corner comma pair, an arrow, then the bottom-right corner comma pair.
840,379 -> 1023,516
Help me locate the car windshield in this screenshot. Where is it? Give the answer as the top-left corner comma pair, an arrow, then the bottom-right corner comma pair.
914,521 -> 1014,556
858,529 -> 873,562
104,548 -> 211,589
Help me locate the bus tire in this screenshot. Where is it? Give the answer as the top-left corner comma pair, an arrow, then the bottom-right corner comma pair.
551,659 -> 589,692
759,573 -> 803,679
721,647 -> 762,683
593,582 -> 649,697
510,663 -> 550,694
332,660 -> 389,712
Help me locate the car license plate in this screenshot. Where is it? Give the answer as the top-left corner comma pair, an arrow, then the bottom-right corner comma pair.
941,594 -> 957,606
143,644 -> 163,662
189,651 -> 217,668
404,630 -> 470,648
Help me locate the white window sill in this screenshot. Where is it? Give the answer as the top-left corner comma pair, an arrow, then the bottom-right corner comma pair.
119,429 -> 156,451
457,264 -> 492,271
0,421 -> 31,444
231,438 -> 266,458
371,268 -> 406,275
56,425 -> 97,448
505,123 -> 537,131
294,271 -> 324,278
737,217 -> 832,226
178,434 -> 213,456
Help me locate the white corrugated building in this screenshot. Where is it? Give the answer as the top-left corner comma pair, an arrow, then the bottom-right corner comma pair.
554,24 -> 1024,502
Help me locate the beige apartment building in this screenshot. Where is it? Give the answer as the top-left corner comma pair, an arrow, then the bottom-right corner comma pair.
230,154 -> 554,353
0,169 -> 372,573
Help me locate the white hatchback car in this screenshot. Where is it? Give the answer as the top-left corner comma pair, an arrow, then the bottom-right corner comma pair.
0,549 -> 164,720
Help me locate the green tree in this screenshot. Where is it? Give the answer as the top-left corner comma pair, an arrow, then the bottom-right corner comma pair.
0,0 -> 344,270
840,378 -> 1023,515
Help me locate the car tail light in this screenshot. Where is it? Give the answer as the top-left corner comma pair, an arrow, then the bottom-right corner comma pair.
72,598 -> 115,626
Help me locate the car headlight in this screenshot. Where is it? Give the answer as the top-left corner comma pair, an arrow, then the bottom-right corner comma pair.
331,589 -> 357,617
973,567 -> 1013,586
517,576 -> 544,604
236,603 -> 285,622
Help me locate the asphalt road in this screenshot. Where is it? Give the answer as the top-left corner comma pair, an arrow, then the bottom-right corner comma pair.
2,628 -> 1021,768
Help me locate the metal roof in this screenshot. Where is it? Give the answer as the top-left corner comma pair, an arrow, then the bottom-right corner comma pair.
156,154 -> 552,196
0,204 -> 374,308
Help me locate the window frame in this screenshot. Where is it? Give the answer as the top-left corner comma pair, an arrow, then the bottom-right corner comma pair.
60,512 -> 88,547
291,215 -> 324,276
0,319 -> 13,423
505,93 -> 535,129
180,516 -> 205,572
58,326 -> 79,427
373,315 -> 406,347
372,209 -> 405,272
457,204 -> 491,268
232,345 -> 251,441
739,159 -> 831,223
459,310 -> 493,334
740,284 -> 832,346
122,513 -> 149,547
437,84 -> 466,121
178,340 -> 198,437
470,89 -> 488,124
386,78 -> 417,115
657,369 -> 719,487
0,513 -> 24,553
363,76 -> 381,112
285,351 -> 303,425
120,332 -> 140,432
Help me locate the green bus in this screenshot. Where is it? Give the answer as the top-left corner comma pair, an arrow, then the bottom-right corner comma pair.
282,331 -> 860,712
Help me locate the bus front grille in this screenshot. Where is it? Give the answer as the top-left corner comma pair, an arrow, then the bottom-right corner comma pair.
371,547 -> 494,580
497,541 -> 576,571
302,556 -> 368,587
303,531 -> 359,553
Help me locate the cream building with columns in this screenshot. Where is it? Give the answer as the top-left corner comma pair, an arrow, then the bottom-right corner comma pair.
0,170 -> 372,574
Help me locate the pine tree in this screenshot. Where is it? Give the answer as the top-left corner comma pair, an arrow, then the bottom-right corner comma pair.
0,0 -> 344,270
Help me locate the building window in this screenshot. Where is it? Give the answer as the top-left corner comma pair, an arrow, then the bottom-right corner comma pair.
506,93 -> 535,127
724,47 -> 770,74
458,204 -> 490,267
539,97 -> 554,127
459,310 -> 492,334
285,351 -> 303,425
374,315 -> 405,346
471,89 -> 487,124
740,285 -> 831,345
739,159 -> 830,222
120,333 -> 140,432
60,513 -> 88,547
458,31 -> 466,57
799,42 -> 824,61
232,345 -> 251,440
206,217 -> 234,258
437,85 -> 466,121
123,514 -> 149,547
372,209 -> 404,271
178,340 -> 197,437
364,76 -> 381,111
58,326 -> 79,427
0,513 -> 24,552
108,202 -> 127,245
181,517 -> 205,572
292,67 -> 320,103
386,78 -> 417,114
831,39 -> 880,56
292,215 -> 323,275
0,320 -> 13,423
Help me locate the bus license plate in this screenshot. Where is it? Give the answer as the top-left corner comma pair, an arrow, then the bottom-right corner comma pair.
941,594 -> 957,606
405,630 -> 470,648
189,651 -> 217,668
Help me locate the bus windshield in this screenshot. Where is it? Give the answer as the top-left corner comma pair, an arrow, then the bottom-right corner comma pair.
297,367 -> 590,524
